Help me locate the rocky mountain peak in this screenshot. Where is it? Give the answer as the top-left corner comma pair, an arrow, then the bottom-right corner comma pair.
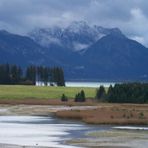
29,21 -> 123,51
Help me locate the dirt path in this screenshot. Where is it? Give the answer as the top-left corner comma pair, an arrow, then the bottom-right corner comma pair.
0,104 -> 98,116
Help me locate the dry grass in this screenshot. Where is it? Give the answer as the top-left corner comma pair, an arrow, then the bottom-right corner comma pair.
55,103 -> 148,125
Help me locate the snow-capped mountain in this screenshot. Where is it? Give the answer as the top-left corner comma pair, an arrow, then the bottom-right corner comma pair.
1,21 -> 148,81
29,21 -> 121,51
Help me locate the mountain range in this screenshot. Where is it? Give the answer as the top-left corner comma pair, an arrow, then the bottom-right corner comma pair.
0,21 -> 148,81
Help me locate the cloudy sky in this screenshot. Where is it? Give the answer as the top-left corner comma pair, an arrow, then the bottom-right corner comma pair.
0,0 -> 148,46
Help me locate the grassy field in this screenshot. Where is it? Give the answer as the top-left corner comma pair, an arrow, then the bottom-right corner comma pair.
0,85 -> 96,99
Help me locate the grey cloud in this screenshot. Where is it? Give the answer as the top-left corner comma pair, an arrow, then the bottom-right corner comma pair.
0,0 -> 148,46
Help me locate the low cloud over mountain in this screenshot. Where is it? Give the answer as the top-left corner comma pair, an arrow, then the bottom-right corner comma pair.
0,21 -> 148,81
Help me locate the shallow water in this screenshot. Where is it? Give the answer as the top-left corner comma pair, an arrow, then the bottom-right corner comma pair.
0,116 -> 107,148
0,116 -> 148,148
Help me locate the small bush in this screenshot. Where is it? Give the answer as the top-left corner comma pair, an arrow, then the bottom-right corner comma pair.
74,90 -> 86,102
139,112 -> 144,119
126,116 -> 130,119
61,94 -> 68,102
123,114 -> 126,118
130,113 -> 133,118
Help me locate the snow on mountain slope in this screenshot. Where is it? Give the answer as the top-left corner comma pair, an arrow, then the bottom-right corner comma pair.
29,21 -> 120,51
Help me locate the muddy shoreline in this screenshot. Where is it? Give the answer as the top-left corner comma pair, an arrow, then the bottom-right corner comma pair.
0,104 -> 97,116
0,105 -> 148,148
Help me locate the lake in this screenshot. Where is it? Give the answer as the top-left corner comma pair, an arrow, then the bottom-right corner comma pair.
36,81 -> 116,88
66,81 -> 116,88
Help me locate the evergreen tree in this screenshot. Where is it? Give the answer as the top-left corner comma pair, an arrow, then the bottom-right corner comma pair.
96,85 -> 106,100
26,66 -> 36,85
61,94 -> 68,102
106,83 -> 148,103
51,67 -> 65,86
0,64 -> 9,84
74,90 -> 86,102
0,64 -> 65,86
5,64 -> 10,84
80,90 -> 86,102
10,65 -> 22,84
106,85 -> 113,102
43,67 -> 50,86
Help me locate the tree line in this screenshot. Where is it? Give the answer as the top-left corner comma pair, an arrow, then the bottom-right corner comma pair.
96,83 -> 148,104
61,83 -> 148,104
0,64 -> 65,86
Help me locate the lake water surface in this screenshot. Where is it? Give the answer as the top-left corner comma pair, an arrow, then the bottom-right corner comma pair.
36,81 -> 116,87
65,82 -> 116,88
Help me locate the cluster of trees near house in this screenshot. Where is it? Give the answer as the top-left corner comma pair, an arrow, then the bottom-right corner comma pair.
96,83 -> 148,104
0,64 -> 65,86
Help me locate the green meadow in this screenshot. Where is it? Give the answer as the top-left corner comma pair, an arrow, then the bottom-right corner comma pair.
0,85 -> 96,99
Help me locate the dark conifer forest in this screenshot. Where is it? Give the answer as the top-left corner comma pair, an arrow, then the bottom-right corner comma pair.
0,64 -> 65,86
96,83 -> 148,104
